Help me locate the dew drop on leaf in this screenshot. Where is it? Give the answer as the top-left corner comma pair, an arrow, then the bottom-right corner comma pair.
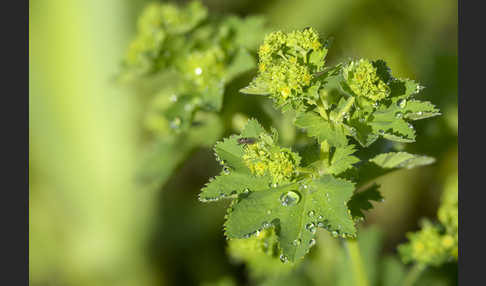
280,190 -> 301,206
222,166 -> 231,174
395,112 -> 403,118
306,223 -> 316,234
308,210 -> 315,217
331,231 -> 339,238
170,117 -> 182,129
280,254 -> 288,263
293,239 -> 301,246
309,238 -> 316,247
397,99 -> 407,108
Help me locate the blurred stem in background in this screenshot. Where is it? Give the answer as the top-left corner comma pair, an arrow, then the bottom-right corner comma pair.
29,0 -> 159,285
345,238 -> 369,286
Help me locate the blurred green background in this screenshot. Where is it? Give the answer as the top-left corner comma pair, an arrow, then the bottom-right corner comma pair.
29,0 -> 457,285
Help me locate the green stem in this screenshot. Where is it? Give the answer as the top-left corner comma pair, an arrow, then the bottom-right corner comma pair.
345,238 -> 369,286
402,264 -> 425,286
335,96 -> 355,122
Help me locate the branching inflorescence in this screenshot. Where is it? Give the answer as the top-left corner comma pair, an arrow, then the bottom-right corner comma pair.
121,1 -> 266,137
121,2 -> 452,280
200,28 -> 441,264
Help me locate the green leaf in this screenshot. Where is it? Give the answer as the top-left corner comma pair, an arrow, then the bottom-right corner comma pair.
210,118 -> 265,173
370,152 -> 435,169
227,228 -> 295,279
224,175 -> 356,262
403,100 -> 441,120
347,183 -> 383,220
327,145 -> 360,175
225,48 -> 256,82
226,15 -> 267,51
200,119 -> 272,201
199,172 -> 271,201
369,104 -> 416,142
200,80 -> 225,111
389,78 -> 421,99
294,112 -> 348,147
239,82 -> 271,96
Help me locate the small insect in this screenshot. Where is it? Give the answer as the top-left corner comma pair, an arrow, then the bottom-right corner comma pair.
237,137 -> 258,145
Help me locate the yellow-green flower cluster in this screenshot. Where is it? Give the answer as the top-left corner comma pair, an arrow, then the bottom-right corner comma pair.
123,1 -> 207,73
343,59 -> 390,101
437,175 -> 458,258
242,133 -> 300,185
253,28 -> 327,110
399,174 -> 458,265
179,46 -> 225,88
398,221 -> 456,266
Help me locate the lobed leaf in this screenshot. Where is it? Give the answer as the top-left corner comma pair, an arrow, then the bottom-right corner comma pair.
370,152 -> 435,169
327,145 -> 360,175
294,112 -> 348,147
347,183 -> 383,220
224,175 -> 356,262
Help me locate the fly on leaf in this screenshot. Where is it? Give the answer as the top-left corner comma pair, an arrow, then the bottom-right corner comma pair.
237,137 -> 258,145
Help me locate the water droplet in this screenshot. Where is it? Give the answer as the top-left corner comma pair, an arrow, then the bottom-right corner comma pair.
373,102 -> 378,107
317,222 -> 325,228
397,99 -> 407,108
331,231 -> 339,238
184,104 -> 193,111
417,111 -> 423,116
408,123 -> 413,129
280,191 -> 301,206
170,117 -> 182,129
395,112 -> 403,119
293,239 -> 301,246
309,238 -> 316,247
194,67 -> 202,75
280,254 -> 288,263
341,233 -> 347,238
170,94 -> 178,102
223,166 -> 231,174
266,210 -> 272,215
308,210 -> 315,217
378,129 -> 385,135
306,223 -> 316,234
318,215 -> 323,220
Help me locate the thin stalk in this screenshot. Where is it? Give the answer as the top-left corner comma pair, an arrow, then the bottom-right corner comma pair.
402,264 -> 425,286
345,238 -> 369,286
334,96 -> 355,122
